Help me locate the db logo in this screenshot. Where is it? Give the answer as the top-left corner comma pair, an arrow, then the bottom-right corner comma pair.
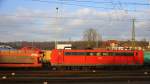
98,57 -> 102,59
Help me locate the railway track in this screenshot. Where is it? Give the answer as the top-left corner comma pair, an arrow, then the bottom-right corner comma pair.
0,69 -> 150,84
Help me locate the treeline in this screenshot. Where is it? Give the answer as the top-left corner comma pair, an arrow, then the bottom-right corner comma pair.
0,40 -> 149,50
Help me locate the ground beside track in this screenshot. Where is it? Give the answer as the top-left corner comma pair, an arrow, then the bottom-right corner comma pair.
0,69 -> 150,84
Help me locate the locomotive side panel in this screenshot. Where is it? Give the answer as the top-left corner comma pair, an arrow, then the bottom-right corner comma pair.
50,49 -> 144,66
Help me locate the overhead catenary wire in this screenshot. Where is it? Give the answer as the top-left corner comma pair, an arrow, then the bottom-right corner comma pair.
0,0 -> 149,41
29,0 -> 150,22
58,0 -> 150,6
31,0 -> 114,10
30,0 -> 150,12
0,0 -> 149,25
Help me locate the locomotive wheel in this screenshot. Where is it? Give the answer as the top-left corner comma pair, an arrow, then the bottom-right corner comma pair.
51,66 -> 57,71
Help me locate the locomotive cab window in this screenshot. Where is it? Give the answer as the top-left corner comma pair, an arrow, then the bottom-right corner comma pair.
126,52 -> 134,56
86,52 -> 97,56
65,52 -> 72,56
96,52 -> 102,56
102,52 -> 109,56
89,53 -> 94,56
113,52 -> 134,56
64,52 -> 85,56
109,52 -> 115,56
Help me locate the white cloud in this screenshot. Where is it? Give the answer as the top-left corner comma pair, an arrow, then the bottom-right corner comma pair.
0,8 -> 150,42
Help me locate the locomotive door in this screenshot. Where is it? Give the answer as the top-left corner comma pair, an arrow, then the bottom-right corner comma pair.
57,50 -> 64,64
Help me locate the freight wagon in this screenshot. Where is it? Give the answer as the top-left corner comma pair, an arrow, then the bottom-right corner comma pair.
0,47 -> 42,67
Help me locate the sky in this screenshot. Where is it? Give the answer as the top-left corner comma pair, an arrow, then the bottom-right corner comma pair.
0,0 -> 150,42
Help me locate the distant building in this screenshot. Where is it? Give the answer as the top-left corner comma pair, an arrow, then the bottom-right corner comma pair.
0,45 -> 15,50
106,40 -> 119,50
56,44 -> 72,50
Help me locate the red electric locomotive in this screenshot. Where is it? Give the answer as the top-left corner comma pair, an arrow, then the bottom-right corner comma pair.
50,49 -> 144,67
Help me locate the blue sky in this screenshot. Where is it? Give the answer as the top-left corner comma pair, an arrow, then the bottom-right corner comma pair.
0,0 -> 150,42
1,0 -> 149,11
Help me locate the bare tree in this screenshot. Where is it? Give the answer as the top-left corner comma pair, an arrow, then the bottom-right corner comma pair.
83,28 -> 101,48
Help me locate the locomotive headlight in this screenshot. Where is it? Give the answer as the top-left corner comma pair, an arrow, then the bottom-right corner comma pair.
31,53 -> 38,57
